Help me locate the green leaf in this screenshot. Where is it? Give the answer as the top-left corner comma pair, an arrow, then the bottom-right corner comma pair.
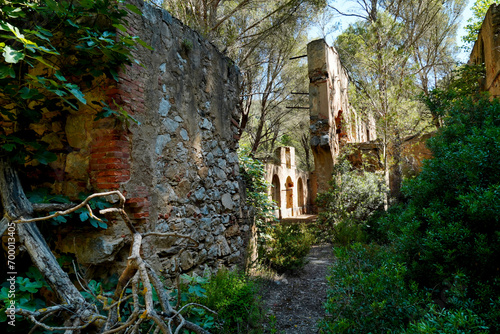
17,277 -> 43,293
136,37 -> 153,51
37,45 -> 59,55
33,150 -> 57,164
0,64 -> 15,79
26,267 -> 45,282
188,284 -> 207,298
97,220 -> 108,229
54,71 -> 67,82
66,19 -> 80,28
79,211 -> 89,222
35,26 -> 53,37
52,215 -> 67,224
125,4 -> 142,15
2,45 -> 24,63
2,143 -> 15,151
68,87 -> 87,104
19,87 -> 42,100
113,23 -> 127,32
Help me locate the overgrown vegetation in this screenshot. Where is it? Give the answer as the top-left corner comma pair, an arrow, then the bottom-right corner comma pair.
238,149 -> 278,242
315,154 -> 386,245
239,149 -> 313,273
321,65 -> 500,332
263,223 -> 313,273
0,265 -> 264,333
0,0 -> 147,166
180,269 -> 264,333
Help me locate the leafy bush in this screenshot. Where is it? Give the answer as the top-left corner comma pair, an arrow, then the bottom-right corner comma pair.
402,304 -> 489,334
315,158 -> 386,244
372,94 -> 500,330
179,269 -> 263,333
320,243 -> 426,333
260,223 -> 313,273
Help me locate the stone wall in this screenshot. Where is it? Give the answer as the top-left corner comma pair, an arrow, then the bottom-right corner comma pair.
469,3 -> 500,97
307,39 -> 376,196
32,0 -> 249,279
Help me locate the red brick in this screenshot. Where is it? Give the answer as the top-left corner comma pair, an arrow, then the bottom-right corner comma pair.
96,170 -> 130,177
105,163 -> 129,170
133,212 -> 149,219
106,88 -> 120,95
91,152 -> 106,159
96,183 -> 120,190
94,158 -> 123,165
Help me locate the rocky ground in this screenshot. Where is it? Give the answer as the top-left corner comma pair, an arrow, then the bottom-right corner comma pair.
258,244 -> 334,334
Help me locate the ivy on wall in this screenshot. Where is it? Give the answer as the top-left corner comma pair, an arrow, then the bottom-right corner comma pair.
0,0 -> 150,165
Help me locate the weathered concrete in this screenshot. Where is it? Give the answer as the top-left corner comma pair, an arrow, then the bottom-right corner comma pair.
307,39 -> 376,198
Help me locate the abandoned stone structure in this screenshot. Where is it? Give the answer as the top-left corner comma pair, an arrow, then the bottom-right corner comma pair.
469,3 -> 500,97
21,0 -> 251,279
264,147 -> 311,219
307,39 -> 377,196
265,40 -> 377,217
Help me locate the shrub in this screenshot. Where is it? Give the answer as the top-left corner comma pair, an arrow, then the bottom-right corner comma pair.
179,269 -> 263,333
402,305 -> 489,334
373,94 -> 500,331
263,223 -> 313,273
315,158 -> 386,244
320,243 -> 426,333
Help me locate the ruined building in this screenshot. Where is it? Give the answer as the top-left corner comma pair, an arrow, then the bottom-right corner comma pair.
264,147 -> 311,219
265,39 -> 377,217
307,39 -> 377,197
469,3 -> 500,97
7,0 -> 252,279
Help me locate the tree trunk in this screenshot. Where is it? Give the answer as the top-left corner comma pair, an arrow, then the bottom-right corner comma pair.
0,159 -> 94,325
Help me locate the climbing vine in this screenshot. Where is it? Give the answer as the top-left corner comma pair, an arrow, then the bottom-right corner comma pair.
0,0 -> 149,165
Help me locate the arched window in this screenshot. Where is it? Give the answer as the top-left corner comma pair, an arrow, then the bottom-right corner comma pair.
285,176 -> 293,209
297,177 -> 304,210
271,175 -> 281,208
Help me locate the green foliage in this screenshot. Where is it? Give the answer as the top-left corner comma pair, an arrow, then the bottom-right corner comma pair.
372,93 -> 500,331
177,269 -> 263,333
0,0 -> 146,165
0,267 -> 49,331
262,223 -> 313,273
420,64 -> 486,121
238,149 -> 278,237
315,157 -> 386,244
320,243 -> 426,333
27,188 -> 112,228
402,304 -> 489,334
462,0 -> 498,46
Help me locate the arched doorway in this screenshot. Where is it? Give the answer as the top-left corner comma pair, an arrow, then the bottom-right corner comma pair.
271,175 -> 281,218
297,177 -> 304,214
285,176 -> 293,216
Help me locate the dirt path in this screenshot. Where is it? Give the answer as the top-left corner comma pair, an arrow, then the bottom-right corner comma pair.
259,244 -> 334,333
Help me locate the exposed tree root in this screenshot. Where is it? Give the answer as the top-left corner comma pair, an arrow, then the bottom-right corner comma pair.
0,160 -> 213,333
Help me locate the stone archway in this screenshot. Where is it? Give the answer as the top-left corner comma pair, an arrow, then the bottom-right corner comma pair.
285,176 -> 293,217
297,177 -> 304,214
272,174 -> 281,216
